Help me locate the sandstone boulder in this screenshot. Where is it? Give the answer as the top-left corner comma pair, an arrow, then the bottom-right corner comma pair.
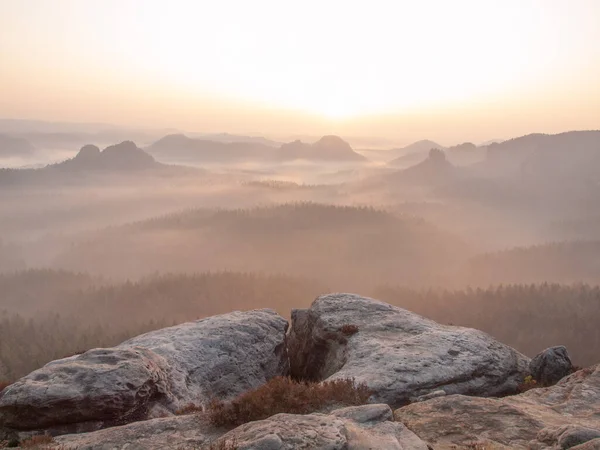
52,404 -> 428,450
395,364 -> 600,449
530,345 -> 573,386
216,404 -> 428,450
289,293 -> 530,407
0,309 -> 289,433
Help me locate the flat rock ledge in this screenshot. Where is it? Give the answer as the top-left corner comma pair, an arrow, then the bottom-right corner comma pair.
395,364 -> 600,449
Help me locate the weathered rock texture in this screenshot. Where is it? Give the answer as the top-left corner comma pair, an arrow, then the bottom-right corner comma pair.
531,345 -> 573,386
289,293 -> 530,407
395,364 -> 600,449
0,309 -> 288,433
53,404 -> 428,450
54,415 -> 214,450
217,404 -> 428,450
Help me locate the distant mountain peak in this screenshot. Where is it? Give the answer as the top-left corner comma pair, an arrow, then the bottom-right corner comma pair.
279,135 -> 365,161
60,141 -> 157,170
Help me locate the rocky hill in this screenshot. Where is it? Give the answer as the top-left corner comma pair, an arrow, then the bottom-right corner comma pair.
56,141 -> 158,171
1,293 -> 596,449
279,136 -> 366,162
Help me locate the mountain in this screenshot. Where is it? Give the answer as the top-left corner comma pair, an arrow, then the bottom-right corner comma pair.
0,134 -> 36,157
445,142 -> 486,165
389,141 -> 485,167
147,134 -> 366,163
389,140 -> 444,158
188,132 -> 280,147
53,203 -> 466,285
55,141 -> 158,171
279,135 -> 366,161
146,134 -> 277,163
482,130 -> 600,179
387,148 -> 460,186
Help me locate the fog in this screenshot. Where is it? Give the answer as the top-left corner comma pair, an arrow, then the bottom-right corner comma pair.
1,128 -> 600,379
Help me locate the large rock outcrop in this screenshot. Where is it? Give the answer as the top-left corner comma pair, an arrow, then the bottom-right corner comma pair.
0,309 -> 289,433
289,293 -> 530,407
395,364 -> 600,449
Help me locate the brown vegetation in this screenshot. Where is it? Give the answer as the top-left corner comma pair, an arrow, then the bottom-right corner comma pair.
0,380 -> 11,393
18,435 -> 54,448
206,376 -> 371,427
340,324 -> 359,335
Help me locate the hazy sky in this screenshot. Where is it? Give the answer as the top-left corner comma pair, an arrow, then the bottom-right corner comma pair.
1,0 -> 599,144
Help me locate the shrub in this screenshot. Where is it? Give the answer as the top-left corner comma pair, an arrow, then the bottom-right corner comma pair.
339,324 -> 359,336
518,375 -> 539,393
19,435 -> 54,449
175,403 -> 203,415
207,376 -> 371,427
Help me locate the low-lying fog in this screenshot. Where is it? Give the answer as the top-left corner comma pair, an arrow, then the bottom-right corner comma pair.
1,129 -> 600,379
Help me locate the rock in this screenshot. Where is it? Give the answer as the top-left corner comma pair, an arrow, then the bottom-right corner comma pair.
415,390 -> 446,402
530,345 -> 573,386
0,309 -> 289,433
289,293 -> 530,407
53,415 -> 215,450
216,404 -> 429,450
395,364 -> 600,449
540,425 -> 600,449
571,439 -> 600,449
51,404 -> 428,450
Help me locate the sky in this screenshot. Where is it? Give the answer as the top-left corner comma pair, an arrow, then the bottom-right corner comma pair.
1,0 -> 599,145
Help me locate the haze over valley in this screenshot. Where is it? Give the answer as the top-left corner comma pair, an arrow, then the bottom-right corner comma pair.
1,2 -> 600,448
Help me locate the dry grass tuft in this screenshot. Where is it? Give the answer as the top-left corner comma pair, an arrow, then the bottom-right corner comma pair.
19,435 -> 55,449
175,403 -> 203,415
339,324 -> 359,336
207,376 -> 371,427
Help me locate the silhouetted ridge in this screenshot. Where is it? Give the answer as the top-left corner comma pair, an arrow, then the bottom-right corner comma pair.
53,141 -> 157,170
0,134 -> 36,157
279,135 -> 366,161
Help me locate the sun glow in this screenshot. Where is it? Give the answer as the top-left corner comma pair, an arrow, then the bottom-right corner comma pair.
1,0 -> 599,131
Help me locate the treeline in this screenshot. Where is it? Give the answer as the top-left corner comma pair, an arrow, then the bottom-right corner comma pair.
1,270 -> 599,380
0,270 -> 328,379
0,311 -> 169,381
465,241 -> 600,285
53,203 -> 467,285
375,283 -> 600,367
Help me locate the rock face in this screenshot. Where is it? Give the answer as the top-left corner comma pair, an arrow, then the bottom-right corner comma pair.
53,415 -> 214,450
395,364 -> 600,449
53,404 -> 428,450
531,345 -> 573,386
217,404 -> 428,450
0,309 -> 289,433
289,293 -> 530,407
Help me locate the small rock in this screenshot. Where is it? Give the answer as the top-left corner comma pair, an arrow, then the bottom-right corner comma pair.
530,346 -> 573,386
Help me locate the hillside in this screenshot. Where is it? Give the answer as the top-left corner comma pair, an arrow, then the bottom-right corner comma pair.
53,203 -> 468,286
146,133 -> 277,162
482,130 -> 600,178
147,134 -> 366,163
385,148 -> 461,187
464,240 -> 600,285
279,135 -> 366,161
0,134 -> 35,157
